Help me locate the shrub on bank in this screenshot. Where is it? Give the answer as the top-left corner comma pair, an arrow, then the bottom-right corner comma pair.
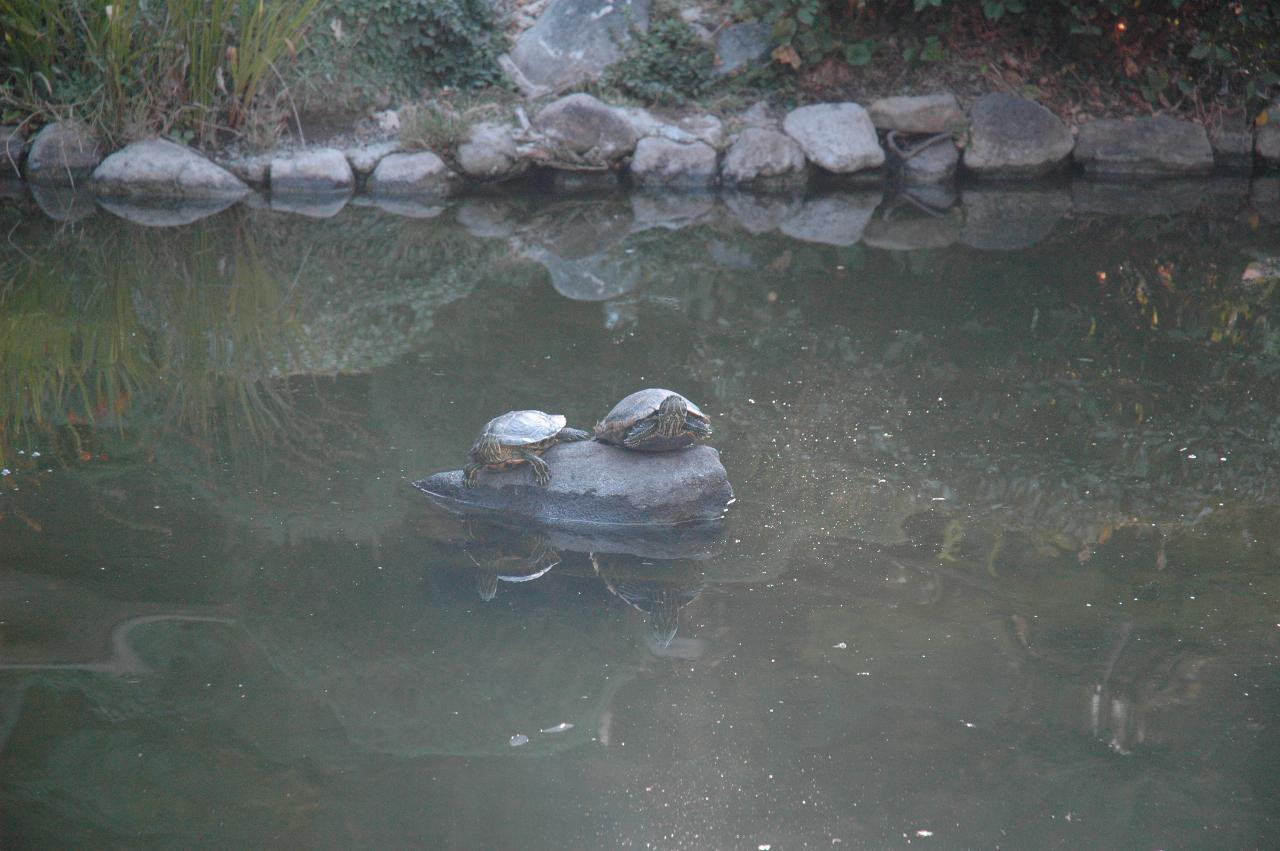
741,0 -> 1280,112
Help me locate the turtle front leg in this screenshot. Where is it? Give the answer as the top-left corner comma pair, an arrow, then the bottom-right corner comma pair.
521,450 -> 552,486
685,417 -> 712,440
556,427 -> 592,442
623,418 -> 657,449
463,462 -> 483,488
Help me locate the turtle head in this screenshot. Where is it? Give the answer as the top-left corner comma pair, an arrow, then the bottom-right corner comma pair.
656,394 -> 688,438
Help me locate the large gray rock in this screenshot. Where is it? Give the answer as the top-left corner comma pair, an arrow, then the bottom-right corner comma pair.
367,151 -> 457,196
456,121 -> 525,180
960,185 -> 1070,250
721,128 -> 808,188
1207,110 -> 1254,172
869,94 -> 965,134
2,125 -> 24,179
1075,115 -> 1213,178
780,192 -> 882,246
630,137 -> 717,188
25,121 -> 103,186
534,93 -> 638,168
344,140 -> 401,177
962,93 -> 1073,179
91,138 -> 248,199
714,22 -> 772,76
217,151 -> 272,187
508,0 -> 651,91
783,103 -> 885,173
900,141 -> 958,185
1257,117 -> 1280,168
270,147 -> 354,194
412,441 -> 733,526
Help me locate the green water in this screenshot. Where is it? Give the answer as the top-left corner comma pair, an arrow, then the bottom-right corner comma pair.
1,185 -> 1278,848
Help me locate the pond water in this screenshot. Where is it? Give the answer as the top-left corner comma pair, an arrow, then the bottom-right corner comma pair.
1,180 -> 1278,848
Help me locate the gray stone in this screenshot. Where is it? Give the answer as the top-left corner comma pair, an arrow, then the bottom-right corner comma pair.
456,121 -> 525,180
1075,116 -> 1213,178
2,126 -> 24,179
97,196 -> 238,227
679,114 -> 724,149
901,141 -> 958,185
508,0 -> 651,91
1208,110 -> 1254,172
218,152 -> 272,187
1072,179 -> 1207,216
780,192 -> 882,246
963,93 -> 1073,179
345,141 -> 401,177
783,103 -> 885,174
367,151 -> 457,197
721,128 -> 808,188
534,94 -> 638,168
722,191 -> 802,234
25,121 -> 103,186
869,94 -> 965,134
1258,119 -> 1280,168
740,100 -> 782,130
714,22 -> 772,76
412,441 -> 733,527
91,138 -> 248,199
270,148 -> 354,194
862,211 -> 961,251
630,137 -> 718,188
960,185 -> 1069,250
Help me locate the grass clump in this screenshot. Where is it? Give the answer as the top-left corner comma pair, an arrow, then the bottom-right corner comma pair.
0,0 -> 321,146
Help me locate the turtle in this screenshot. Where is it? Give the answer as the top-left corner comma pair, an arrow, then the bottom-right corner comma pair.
463,410 -> 590,488
592,553 -> 705,649
593,388 -> 712,452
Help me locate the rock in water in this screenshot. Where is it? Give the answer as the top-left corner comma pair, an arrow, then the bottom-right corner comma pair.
412,441 -> 733,526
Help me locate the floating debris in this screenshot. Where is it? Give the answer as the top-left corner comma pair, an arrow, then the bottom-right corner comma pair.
540,722 -> 574,734
509,734 -> 529,747
832,642 -> 848,649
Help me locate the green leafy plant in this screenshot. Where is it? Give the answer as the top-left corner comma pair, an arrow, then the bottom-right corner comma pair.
598,17 -> 717,104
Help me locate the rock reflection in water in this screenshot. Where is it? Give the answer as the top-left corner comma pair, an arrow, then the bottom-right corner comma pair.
592,553 -> 706,652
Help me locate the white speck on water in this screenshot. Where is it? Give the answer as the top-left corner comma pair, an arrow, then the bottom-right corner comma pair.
961,720 -> 976,728
540,722 -> 574,734
509,734 -> 529,747
832,642 -> 848,649
915,829 -> 934,837
31,451 -> 40,458
1,469 -> 9,477
748,398 -> 756,404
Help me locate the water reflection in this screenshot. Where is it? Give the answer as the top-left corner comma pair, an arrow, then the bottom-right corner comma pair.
1,187 -> 1278,848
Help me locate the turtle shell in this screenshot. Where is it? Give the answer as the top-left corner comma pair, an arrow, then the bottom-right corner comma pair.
477,410 -> 566,449
591,389 -> 711,447
596,388 -> 706,434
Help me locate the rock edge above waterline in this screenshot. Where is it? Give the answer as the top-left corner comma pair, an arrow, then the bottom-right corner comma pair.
412,441 -> 733,527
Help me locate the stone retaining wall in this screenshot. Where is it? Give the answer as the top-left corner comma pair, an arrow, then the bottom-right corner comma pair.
2,91 -> 1277,219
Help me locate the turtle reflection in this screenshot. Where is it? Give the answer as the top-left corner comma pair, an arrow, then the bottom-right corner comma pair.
591,553 -> 705,649
464,525 -> 561,601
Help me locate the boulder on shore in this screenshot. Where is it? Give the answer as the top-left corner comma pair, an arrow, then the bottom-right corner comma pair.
91,138 -> 248,199
962,93 -> 1073,179
1075,115 -> 1214,178
412,441 -> 733,527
